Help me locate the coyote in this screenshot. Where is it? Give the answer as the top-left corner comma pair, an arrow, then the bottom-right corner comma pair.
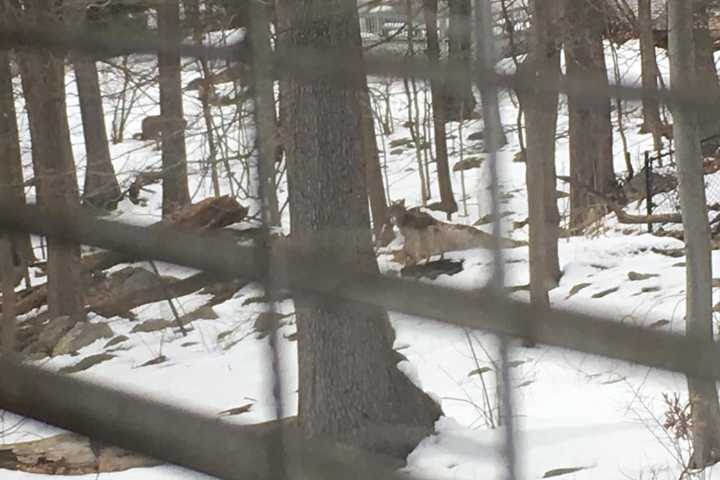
388,200 -> 523,265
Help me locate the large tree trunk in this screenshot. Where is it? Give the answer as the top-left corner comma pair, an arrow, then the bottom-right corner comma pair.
282,0 -> 441,457
565,0 -> 614,231
521,0 -> 562,308
693,0 -> 720,139
0,49 -> 34,283
423,0 -> 458,218
474,0 -> 507,149
0,235 -> 16,354
446,0 -> 477,122
73,54 -> 122,210
158,0 -> 190,216
669,0 -> 720,468
638,0 -> 662,150
18,0 -> 85,323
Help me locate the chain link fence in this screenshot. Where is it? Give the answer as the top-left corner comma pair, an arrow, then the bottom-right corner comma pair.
1,2 -> 720,480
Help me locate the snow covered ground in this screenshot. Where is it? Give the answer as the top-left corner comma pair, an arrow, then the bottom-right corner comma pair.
2,37 -> 716,479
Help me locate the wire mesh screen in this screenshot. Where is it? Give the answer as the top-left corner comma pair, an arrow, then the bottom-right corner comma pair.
1,1 -> 720,480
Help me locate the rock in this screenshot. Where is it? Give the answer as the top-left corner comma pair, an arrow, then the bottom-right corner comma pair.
627,271 -> 659,281
104,335 -> 129,349
467,130 -> 484,141
179,305 -> 218,324
649,319 -> 670,328
542,467 -> 590,478
592,287 -> 619,298
401,259 -> 464,280
254,312 -> 290,338
139,355 -> 167,367
120,268 -> 164,295
453,157 -> 484,172
131,318 -> 173,334
53,322 -> 114,356
37,316 -> 76,352
566,283 -> 591,299
389,138 -> 413,148
651,247 -> 684,258
25,351 -> 49,362
59,353 -> 115,374
390,148 -> 405,155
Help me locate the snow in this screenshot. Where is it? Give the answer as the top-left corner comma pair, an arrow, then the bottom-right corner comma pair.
3,32 -> 714,480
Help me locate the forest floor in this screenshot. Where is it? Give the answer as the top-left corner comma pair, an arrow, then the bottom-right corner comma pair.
1,38 -> 717,479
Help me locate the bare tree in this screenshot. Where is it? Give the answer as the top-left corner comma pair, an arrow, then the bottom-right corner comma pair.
248,0 -> 281,225
565,0 -> 614,231
446,0 -> 477,121
669,0 -> 720,468
638,0 -> 662,150
282,0 -> 441,456
423,0 -> 458,218
73,45 -> 122,209
693,0 -> 720,139
0,47 -> 34,284
158,0 -> 190,216
521,0 -> 562,309
17,0 -> 85,323
360,85 -> 393,243
183,0 -> 222,198
473,0 -> 507,148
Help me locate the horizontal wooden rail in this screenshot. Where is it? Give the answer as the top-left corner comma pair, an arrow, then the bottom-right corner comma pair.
0,205 -> 717,383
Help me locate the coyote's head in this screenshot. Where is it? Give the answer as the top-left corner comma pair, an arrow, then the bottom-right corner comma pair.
387,199 -> 407,225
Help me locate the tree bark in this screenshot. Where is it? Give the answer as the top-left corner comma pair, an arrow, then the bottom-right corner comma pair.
423,0 -> 458,217
359,86 -> 393,243
248,1 -> 282,226
446,0 -> 477,122
669,0 -> 720,468
282,0 -> 441,457
17,0 -> 85,323
565,0 -> 614,231
474,0 -> 507,149
158,0 -> 190,216
638,0 -> 662,150
73,54 -> 122,210
0,235 -> 17,354
521,0 -> 562,308
0,48 -> 34,282
693,0 -> 720,139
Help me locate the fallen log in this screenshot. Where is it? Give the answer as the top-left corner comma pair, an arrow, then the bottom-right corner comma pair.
609,204 -> 683,224
0,433 -> 160,475
166,195 -> 248,231
0,284 -> 48,317
5,198 -> 251,319
81,196 -> 249,274
89,272 -> 214,318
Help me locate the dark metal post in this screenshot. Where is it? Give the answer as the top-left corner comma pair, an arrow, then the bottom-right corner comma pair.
645,151 -> 653,233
